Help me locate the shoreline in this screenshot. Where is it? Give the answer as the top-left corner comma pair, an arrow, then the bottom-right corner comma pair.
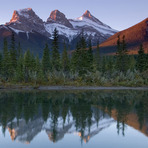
0,85 -> 148,90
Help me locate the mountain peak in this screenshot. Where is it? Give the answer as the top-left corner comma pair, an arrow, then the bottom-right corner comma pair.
6,8 -> 47,35
49,10 -> 64,21
47,10 -> 73,28
77,10 -> 109,27
18,8 -> 33,13
9,8 -> 35,24
83,10 -> 92,18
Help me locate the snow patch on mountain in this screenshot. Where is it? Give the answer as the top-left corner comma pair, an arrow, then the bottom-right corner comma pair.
9,26 -> 25,34
70,17 -> 117,35
45,23 -> 78,41
16,8 -> 32,18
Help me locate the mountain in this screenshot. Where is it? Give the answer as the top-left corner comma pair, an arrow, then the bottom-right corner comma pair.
0,8 -> 117,55
100,18 -> 148,54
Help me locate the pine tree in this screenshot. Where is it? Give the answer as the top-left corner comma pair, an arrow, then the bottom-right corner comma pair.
61,42 -> 70,72
2,38 -> 10,79
24,49 -> 32,82
35,55 -> 40,73
106,56 -> 114,73
101,56 -> 107,73
137,44 -> 146,72
17,42 -> 22,59
0,53 -> 2,75
78,35 -> 88,76
51,28 -> 61,71
35,55 -> 44,83
16,54 -> 24,82
116,35 -> 128,72
10,32 -> 17,71
71,42 -> 80,72
42,43 -> 51,74
87,39 -> 93,72
94,41 -> 100,71
30,53 -> 36,72
129,55 -> 136,71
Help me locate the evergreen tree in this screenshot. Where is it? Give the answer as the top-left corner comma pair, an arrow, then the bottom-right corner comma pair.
35,55 -> 44,83
51,28 -> 61,71
136,44 -> 146,72
116,35 -> 128,72
71,42 -> 80,73
0,53 -> 2,75
94,41 -> 100,71
24,49 -> 32,82
87,39 -> 93,72
106,56 -> 114,73
128,55 -> 136,71
2,38 -> 11,79
61,42 -> 70,72
30,53 -> 36,72
17,42 -> 22,59
10,32 -> 17,71
16,55 -> 24,82
101,56 -> 107,73
42,43 -> 51,74
78,35 -> 88,76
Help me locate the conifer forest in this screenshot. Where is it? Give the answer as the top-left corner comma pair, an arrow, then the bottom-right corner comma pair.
0,28 -> 148,86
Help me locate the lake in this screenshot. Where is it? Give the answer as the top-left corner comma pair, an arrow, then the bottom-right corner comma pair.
0,90 -> 148,148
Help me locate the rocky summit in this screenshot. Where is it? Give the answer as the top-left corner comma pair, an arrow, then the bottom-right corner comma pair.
0,8 -> 117,54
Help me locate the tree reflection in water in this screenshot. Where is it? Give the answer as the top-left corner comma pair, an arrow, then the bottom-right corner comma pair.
0,90 -> 148,144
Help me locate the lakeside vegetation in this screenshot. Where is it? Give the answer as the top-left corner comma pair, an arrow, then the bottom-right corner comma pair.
0,29 -> 148,87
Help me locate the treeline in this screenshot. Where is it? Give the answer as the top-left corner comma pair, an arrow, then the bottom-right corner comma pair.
0,29 -> 148,86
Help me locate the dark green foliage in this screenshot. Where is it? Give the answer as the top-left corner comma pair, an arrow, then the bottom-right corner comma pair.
2,38 -> 10,78
36,56 -> 44,83
17,42 -> 22,59
101,56 -> 107,73
94,41 -> 100,71
24,49 -> 32,82
10,32 -> 17,71
136,44 -> 146,72
42,43 -> 51,74
116,35 -> 128,72
75,35 -> 90,76
0,33 -> 147,85
128,55 -> 136,71
51,28 -> 61,71
61,42 -> 70,72
87,39 -> 93,72
71,42 -> 81,72
15,55 -> 24,82
0,53 -> 2,74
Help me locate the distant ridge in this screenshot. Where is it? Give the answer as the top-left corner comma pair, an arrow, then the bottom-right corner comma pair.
0,8 -> 117,55
100,18 -> 148,54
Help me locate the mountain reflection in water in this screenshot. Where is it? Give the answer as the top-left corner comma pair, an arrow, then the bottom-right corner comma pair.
0,90 -> 148,145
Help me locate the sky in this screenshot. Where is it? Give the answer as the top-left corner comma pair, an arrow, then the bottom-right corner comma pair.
0,0 -> 148,31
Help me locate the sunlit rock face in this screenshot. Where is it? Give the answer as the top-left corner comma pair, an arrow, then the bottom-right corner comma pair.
47,10 -> 73,28
1,8 -> 117,48
6,8 -> 49,37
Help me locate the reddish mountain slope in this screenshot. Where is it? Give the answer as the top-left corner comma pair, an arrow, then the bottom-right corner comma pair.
100,18 -> 148,54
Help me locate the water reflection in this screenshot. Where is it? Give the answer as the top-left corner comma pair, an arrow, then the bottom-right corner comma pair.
0,90 -> 148,144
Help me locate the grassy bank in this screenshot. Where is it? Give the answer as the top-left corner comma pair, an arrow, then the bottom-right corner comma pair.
0,70 -> 148,88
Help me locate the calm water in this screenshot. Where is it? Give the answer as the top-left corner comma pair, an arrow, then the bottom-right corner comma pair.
0,90 -> 148,148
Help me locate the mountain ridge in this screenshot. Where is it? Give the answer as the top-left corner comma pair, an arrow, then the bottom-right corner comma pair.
100,18 -> 148,54
0,8 -> 117,54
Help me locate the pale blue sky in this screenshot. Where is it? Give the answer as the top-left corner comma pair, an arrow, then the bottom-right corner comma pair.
0,0 -> 148,31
